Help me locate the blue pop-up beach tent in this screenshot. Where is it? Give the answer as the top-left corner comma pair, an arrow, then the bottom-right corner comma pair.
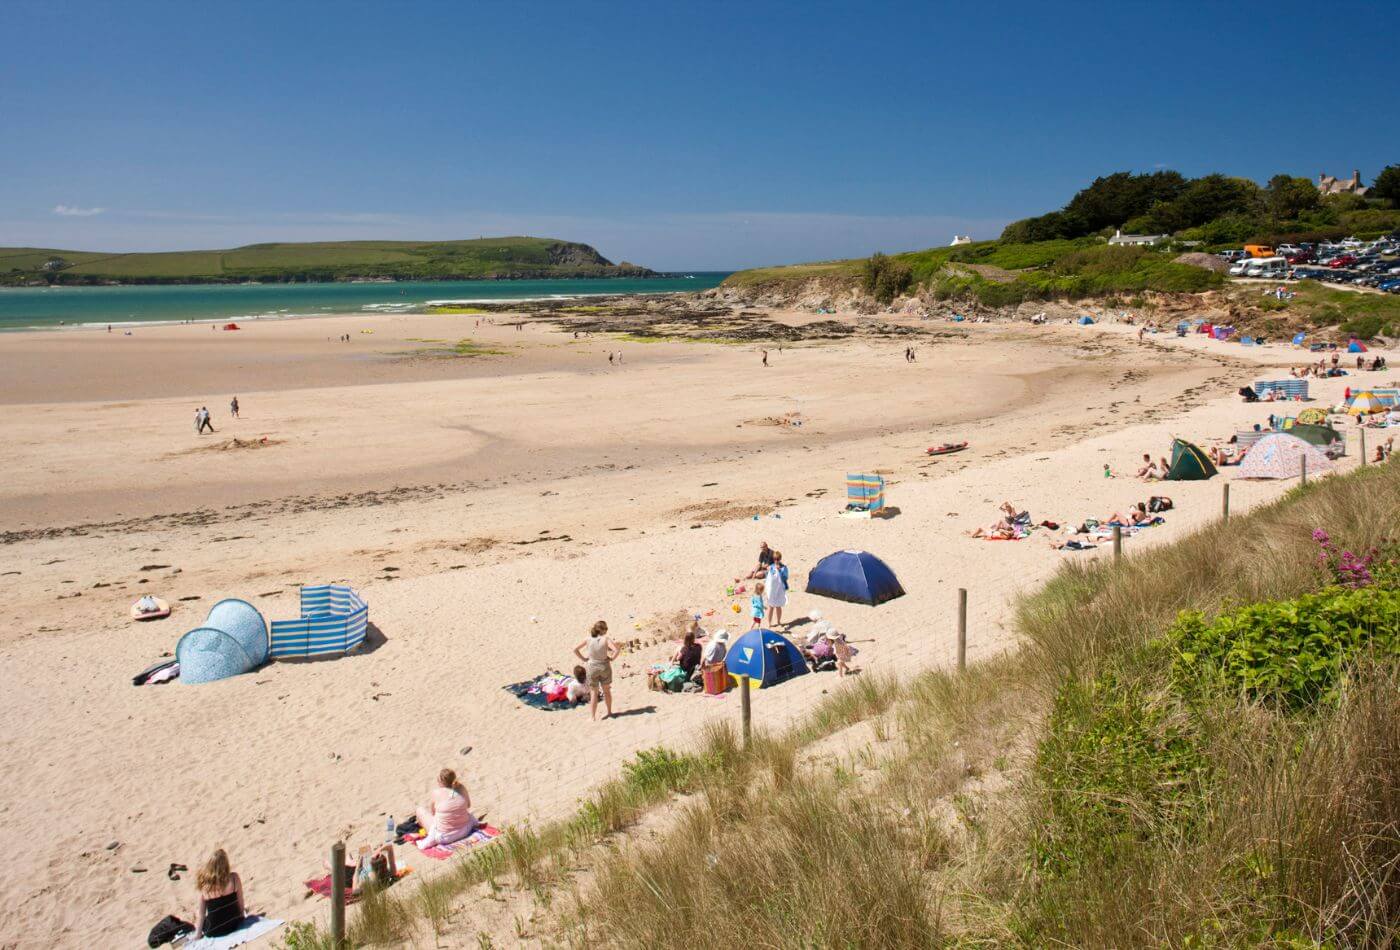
725,628 -> 809,688
1078,316 -> 1095,325
806,550 -> 905,606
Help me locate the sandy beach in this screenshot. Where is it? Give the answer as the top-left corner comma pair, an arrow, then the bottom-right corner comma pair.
0,306 -> 1391,946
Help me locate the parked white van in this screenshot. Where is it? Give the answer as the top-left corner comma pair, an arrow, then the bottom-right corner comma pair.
1244,256 -> 1289,278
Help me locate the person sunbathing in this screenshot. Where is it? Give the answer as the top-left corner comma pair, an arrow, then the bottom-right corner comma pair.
325,843 -> 398,896
415,769 -> 477,848
1103,504 -> 1149,526
969,519 -> 1017,539
193,849 -> 246,940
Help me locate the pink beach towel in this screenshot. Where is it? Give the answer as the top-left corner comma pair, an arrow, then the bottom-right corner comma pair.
410,823 -> 502,861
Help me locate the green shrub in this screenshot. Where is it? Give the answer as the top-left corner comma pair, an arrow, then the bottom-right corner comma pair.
1169,587 -> 1400,709
620,746 -> 698,797
861,252 -> 913,303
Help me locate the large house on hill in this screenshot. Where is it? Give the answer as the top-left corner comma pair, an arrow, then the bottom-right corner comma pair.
1316,170 -> 1369,197
1108,229 -> 1168,247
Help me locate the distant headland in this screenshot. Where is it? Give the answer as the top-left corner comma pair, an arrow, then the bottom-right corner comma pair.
0,236 -> 657,286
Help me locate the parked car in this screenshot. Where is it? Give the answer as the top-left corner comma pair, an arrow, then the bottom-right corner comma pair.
1327,254 -> 1358,268
1285,251 -> 1314,264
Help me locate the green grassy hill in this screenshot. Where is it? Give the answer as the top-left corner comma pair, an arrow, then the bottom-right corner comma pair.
0,237 -> 655,285
724,238 -> 1223,305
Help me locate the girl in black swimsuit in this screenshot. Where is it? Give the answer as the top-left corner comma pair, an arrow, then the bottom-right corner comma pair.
195,849 -> 246,938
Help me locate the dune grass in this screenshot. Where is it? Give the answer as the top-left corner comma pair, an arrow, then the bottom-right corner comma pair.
283,462 -> 1399,948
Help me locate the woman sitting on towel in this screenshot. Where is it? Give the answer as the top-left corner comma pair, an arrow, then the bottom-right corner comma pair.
1104,503 -> 1149,527
194,848 -> 246,939
416,769 -> 477,848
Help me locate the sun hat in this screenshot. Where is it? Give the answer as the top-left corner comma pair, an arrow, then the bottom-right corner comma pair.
713,629 -> 729,642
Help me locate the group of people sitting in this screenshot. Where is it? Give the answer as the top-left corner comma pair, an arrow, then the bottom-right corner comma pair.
647,621 -> 730,692
967,501 -> 1035,540
1134,453 -> 1172,480
796,619 -> 856,677
173,768 -> 476,941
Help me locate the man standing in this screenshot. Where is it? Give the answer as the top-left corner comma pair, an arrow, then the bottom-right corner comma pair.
198,406 -> 215,434
230,396 -> 240,419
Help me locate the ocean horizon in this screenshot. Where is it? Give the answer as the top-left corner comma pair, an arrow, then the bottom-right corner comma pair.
0,273 -> 730,331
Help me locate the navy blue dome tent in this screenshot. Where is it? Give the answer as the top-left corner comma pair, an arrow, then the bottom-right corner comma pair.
725,628 -> 809,688
805,550 -> 905,606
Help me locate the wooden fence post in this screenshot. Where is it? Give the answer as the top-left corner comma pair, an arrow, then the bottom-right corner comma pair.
957,588 -> 967,673
330,841 -> 346,948
1222,482 -> 1230,522
1301,453 -> 1308,486
1113,525 -> 1122,562
1361,428 -> 1367,466
740,675 -> 751,750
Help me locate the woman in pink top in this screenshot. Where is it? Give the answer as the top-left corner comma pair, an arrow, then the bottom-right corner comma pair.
415,768 -> 476,847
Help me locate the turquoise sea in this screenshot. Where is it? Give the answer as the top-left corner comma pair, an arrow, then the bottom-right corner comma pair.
0,274 -> 730,331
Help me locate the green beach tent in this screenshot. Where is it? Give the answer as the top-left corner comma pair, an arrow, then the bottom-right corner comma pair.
1164,438 -> 1217,481
1287,423 -> 1343,451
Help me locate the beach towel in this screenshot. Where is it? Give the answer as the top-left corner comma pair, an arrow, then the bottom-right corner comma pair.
305,868 -> 411,904
184,915 -> 282,950
409,823 -> 501,860
504,674 -> 579,711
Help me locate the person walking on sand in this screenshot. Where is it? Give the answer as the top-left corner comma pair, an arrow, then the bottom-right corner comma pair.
765,551 -> 789,628
608,351 -> 614,365
229,396 -> 240,419
198,406 -> 215,434
194,407 -> 203,434
573,621 -> 620,720
761,349 -> 769,367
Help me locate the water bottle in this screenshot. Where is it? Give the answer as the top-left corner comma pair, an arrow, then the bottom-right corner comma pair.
386,815 -> 395,843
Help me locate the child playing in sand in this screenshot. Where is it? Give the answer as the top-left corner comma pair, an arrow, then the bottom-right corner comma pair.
750,582 -> 765,628
833,631 -> 856,678
1103,463 -> 1114,478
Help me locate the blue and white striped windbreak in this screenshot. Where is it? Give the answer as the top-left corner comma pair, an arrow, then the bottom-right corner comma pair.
269,585 -> 368,658
1253,379 -> 1309,400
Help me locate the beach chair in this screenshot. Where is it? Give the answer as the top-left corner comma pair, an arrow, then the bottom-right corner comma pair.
843,473 -> 886,519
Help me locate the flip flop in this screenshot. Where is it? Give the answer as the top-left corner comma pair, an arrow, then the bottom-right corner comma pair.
168,863 -> 188,881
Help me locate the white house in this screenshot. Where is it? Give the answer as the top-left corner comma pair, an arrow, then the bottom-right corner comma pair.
949,234 -> 973,246
1108,229 -> 1169,247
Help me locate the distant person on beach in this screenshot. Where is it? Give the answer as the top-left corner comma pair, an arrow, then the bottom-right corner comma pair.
750,582 -> 765,628
765,552 -> 789,627
198,406 -> 215,434
415,768 -> 477,847
702,629 -> 729,666
833,631 -> 856,678
1135,454 -> 1157,479
193,849 -> 246,940
229,396 -> 239,419
573,620 -> 620,720
761,349 -> 768,367
194,407 -> 202,433
566,665 -> 590,704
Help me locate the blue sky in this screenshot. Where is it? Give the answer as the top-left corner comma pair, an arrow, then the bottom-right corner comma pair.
2,0 -> 1396,270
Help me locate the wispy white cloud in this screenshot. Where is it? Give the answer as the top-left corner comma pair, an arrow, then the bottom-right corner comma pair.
52,204 -> 105,217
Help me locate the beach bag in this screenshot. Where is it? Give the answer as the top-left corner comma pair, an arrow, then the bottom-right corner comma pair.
1148,496 -> 1173,513
702,662 -> 730,695
148,915 -> 194,947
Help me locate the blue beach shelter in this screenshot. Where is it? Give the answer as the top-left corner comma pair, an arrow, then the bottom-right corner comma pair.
176,598 -> 269,684
806,550 -> 905,606
1078,315 -> 1095,325
1292,332 -> 1306,346
725,629 -> 809,688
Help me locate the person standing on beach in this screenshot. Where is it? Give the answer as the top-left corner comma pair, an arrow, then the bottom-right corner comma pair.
765,552 -> 789,627
229,396 -> 240,419
608,351 -> 614,365
198,407 -> 215,434
761,349 -> 768,367
573,621 -> 620,721
194,407 -> 203,433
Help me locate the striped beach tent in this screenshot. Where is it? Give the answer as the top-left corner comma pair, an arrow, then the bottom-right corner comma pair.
269,585 -> 369,658
845,473 -> 885,514
1346,391 -> 1390,415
